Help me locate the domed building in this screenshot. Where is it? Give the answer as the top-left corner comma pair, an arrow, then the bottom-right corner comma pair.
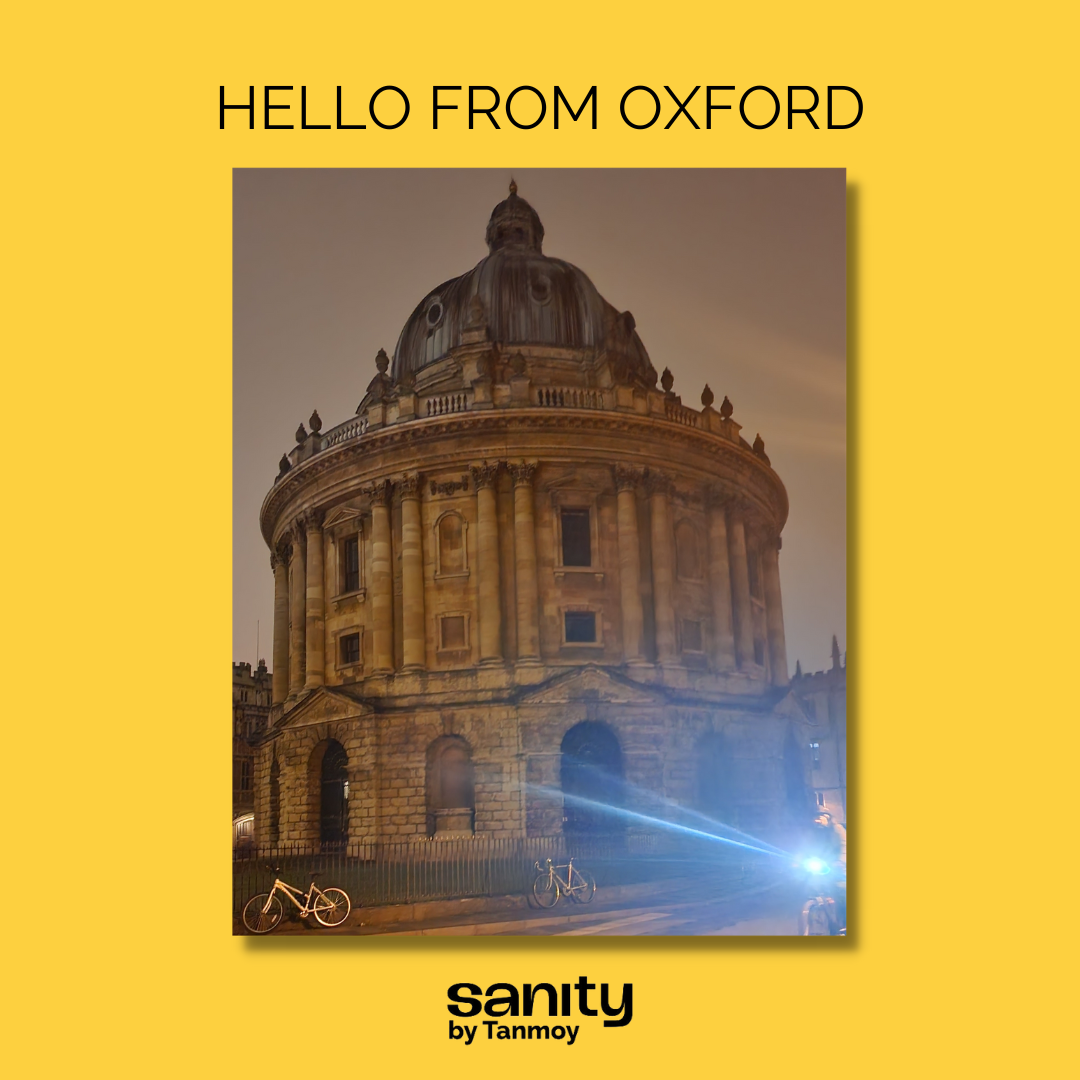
253,183 -> 815,850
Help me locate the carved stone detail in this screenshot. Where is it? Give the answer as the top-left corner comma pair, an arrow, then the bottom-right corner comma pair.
397,472 -> 423,500
363,478 -> 393,506
508,461 -> 538,486
643,468 -> 675,497
303,508 -> 325,531
470,461 -> 501,489
430,475 -> 470,497
613,463 -> 642,492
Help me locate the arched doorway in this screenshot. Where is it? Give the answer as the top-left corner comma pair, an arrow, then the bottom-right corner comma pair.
560,721 -> 624,837
317,740 -> 349,848
695,731 -> 735,826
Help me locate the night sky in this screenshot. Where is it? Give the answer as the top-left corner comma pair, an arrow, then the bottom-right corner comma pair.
233,169 -> 846,676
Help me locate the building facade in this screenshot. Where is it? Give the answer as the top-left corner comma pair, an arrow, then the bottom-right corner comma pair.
251,184 -> 821,850
233,659 -> 271,845
791,638 -> 847,827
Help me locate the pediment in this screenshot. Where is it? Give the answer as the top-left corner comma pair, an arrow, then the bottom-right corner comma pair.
276,686 -> 372,729
323,505 -> 365,528
518,665 -> 665,706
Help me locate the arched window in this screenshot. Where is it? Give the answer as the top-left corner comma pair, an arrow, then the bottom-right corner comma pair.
436,512 -> 467,575
675,519 -> 702,581
426,736 -> 475,835
695,731 -> 734,824
311,740 -> 349,849
560,721 -> 624,837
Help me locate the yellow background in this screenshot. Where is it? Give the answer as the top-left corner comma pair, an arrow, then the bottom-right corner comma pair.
5,3 -> 1075,1076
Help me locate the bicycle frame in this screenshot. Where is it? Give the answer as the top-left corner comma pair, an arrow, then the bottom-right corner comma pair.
266,878 -> 320,916
539,858 -> 579,892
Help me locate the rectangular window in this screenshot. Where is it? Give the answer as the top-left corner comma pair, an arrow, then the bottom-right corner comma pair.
240,759 -> 253,792
564,610 -> 597,643
343,536 -> 360,592
560,508 -> 591,567
440,615 -> 466,649
816,791 -> 827,809
340,632 -> 361,665
681,619 -> 703,652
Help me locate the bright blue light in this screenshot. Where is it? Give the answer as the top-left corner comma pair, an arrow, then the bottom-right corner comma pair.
524,783 -> 791,859
802,857 -> 828,874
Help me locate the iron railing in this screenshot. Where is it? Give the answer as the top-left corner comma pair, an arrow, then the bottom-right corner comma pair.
232,832 -> 765,918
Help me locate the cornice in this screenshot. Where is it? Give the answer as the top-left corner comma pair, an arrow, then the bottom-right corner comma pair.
260,408 -> 788,546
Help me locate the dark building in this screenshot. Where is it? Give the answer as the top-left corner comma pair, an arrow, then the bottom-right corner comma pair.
233,659 -> 271,846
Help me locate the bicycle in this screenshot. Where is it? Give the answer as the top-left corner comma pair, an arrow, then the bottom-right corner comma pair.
532,857 -> 596,908
798,895 -> 844,935
241,867 -> 352,934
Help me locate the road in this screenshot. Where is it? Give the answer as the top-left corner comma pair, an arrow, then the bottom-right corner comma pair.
491,882 -> 798,936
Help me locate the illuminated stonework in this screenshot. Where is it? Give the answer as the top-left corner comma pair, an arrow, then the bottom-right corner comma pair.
253,185 -> 818,847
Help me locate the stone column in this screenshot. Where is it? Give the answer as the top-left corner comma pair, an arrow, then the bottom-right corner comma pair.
287,521 -> 306,695
761,537 -> 790,686
705,488 -> 737,671
369,480 -> 394,673
399,474 -> 426,671
303,509 -> 325,689
646,470 -> 677,665
509,461 -> 540,661
726,502 -> 755,669
471,461 -> 503,663
614,464 -> 645,662
271,543 -> 290,704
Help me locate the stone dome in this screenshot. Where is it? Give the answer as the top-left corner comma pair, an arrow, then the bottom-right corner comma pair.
391,182 -> 654,382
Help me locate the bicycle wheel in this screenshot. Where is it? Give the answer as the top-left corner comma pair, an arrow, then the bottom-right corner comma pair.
569,868 -> 596,904
532,872 -> 559,908
313,887 -> 352,927
242,893 -> 283,934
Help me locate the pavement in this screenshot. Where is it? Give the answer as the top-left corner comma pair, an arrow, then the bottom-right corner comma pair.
248,873 -> 800,937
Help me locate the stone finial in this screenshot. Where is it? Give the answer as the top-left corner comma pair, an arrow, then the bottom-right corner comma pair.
509,177 -> 518,195
375,348 -> 389,374
753,433 -> 765,454
701,384 -> 714,408
309,409 -> 322,433
295,423 -> 307,444
278,453 -> 291,476
660,367 -> 674,393
795,659 -> 802,678
720,395 -> 733,419
831,635 -> 842,670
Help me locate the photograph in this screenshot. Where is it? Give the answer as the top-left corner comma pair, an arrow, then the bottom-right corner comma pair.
231,168 -> 847,936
